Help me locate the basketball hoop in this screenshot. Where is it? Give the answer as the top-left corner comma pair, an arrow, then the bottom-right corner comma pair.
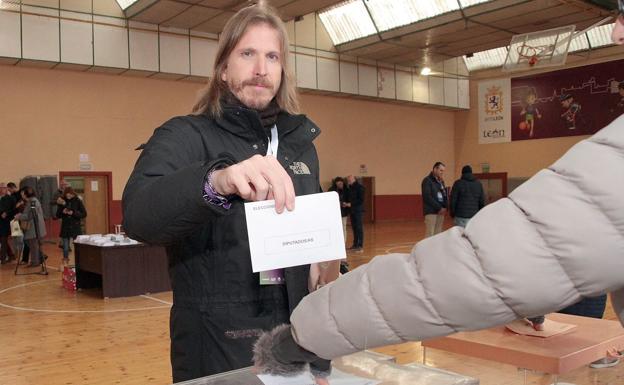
516,44 -> 554,67
503,17 -> 612,72
503,25 -> 575,72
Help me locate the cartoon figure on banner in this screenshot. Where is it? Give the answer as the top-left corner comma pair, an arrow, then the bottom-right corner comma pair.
560,93 -> 582,130
520,88 -> 541,138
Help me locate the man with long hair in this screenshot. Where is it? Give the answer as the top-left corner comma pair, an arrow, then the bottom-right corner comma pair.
123,1 -> 330,382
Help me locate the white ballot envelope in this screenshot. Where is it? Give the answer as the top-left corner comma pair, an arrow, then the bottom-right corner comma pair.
245,191 -> 346,273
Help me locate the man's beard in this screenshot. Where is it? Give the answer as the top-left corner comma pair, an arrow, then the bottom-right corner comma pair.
228,77 -> 276,110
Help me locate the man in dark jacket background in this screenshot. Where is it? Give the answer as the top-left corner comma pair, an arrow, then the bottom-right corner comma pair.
0,183 -> 15,263
123,2 -> 330,383
329,177 -> 350,273
329,177 -> 350,243
346,175 -> 364,251
421,162 -> 448,237
450,165 -> 485,227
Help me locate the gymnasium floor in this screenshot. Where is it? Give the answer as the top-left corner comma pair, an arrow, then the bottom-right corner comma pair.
0,220 -> 621,385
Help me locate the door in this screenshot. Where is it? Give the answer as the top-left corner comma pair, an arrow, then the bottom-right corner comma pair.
61,173 -> 111,235
83,176 -> 109,234
360,176 -> 375,223
473,172 -> 508,204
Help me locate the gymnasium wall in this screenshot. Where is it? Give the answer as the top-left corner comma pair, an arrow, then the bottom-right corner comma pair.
0,65 -> 456,223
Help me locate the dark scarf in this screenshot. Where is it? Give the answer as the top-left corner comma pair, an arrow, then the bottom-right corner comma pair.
222,90 -> 281,135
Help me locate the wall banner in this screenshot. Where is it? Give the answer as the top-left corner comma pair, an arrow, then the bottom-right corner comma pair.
478,78 -> 512,144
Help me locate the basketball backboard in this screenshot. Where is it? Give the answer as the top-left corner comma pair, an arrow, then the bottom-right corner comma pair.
502,25 -> 576,72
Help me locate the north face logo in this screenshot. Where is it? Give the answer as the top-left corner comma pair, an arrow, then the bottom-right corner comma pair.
289,162 -> 311,175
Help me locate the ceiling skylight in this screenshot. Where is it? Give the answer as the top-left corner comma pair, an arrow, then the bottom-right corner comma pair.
115,0 -> 140,10
585,22 -> 616,49
319,0 -> 495,46
459,0 -> 493,6
568,32 -> 590,52
318,0 -> 378,45
364,0 -> 461,32
463,47 -> 508,72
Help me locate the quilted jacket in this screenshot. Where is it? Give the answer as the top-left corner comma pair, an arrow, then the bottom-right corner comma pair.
289,115 -> 624,360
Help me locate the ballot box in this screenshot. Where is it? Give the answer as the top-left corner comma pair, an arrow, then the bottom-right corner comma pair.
173,350 -> 478,385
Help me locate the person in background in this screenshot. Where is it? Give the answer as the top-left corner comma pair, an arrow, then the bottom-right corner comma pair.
346,175 -> 364,252
52,180 -> 70,218
14,187 -> 46,267
329,177 -> 350,244
11,185 -> 29,264
450,165 -> 485,228
422,162 -> 448,237
56,187 -> 87,265
53,179 -> 70,250
7,182 -> 20,219
0,183 -> 15,263
329,177 -> 350,273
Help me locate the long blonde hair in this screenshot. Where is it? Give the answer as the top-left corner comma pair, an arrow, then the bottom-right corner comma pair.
192,1 -> 299,117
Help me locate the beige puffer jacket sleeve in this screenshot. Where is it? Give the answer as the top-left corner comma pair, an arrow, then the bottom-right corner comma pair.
290,116 -> 624,360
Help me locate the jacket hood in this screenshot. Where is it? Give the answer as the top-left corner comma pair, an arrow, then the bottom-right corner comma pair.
461,173 -> 476,181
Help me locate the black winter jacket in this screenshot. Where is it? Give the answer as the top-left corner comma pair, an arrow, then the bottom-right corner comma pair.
347,182 -> 364,213
329,187 -> 350,217
123,107 -> 321,313
450,173 -> 485,218
0,194 -> 15,236
421,173 -> 447,215
57,196 -> 87,238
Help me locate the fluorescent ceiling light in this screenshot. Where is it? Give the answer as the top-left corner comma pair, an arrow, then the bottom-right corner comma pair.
420,67 -> 432,75
115,0 -> 140,10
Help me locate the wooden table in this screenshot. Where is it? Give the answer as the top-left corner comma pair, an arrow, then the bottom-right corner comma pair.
422,313 -> 624,378
75,242 -> 170,298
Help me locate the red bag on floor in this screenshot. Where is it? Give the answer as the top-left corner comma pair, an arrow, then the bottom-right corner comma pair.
62,266 -> 76,291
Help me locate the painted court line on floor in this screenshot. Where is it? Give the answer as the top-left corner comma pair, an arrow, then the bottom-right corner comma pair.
0,279 -> 170,313
141,294 -> 173,306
